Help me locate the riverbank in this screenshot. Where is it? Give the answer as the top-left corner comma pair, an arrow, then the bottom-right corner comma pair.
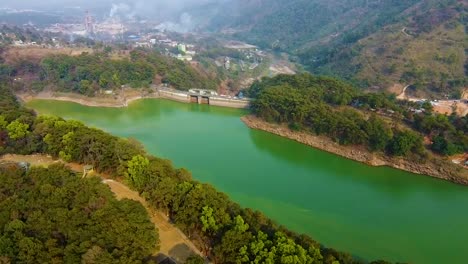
17,91 -> 153,108
241,115 -> 468,185
17,89 -> 250,109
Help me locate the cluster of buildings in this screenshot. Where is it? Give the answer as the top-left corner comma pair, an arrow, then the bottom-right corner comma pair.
212,41 -> 265,72
125,31 -> 198,62
45,16 -> 126,41
0,29 -> 60,48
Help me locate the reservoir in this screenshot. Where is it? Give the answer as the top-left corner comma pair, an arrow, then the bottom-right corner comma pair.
27,99 -> 468,264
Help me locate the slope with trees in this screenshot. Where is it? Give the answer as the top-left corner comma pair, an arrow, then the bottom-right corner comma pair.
247,73 -> 467,167
0,163 -> 158,263
3,48 -> 219,96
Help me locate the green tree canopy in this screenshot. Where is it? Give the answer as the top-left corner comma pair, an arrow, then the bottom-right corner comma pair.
6,120 -> 29,140
0,164 -> 158,263
126,155 -> 150,189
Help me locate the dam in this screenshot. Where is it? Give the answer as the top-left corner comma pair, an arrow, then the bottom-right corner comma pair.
157,87 -> 250,109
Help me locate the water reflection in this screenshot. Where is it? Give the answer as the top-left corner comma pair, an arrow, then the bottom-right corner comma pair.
248,128 -> 465,199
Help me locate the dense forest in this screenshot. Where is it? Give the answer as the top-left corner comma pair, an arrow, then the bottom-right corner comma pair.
248,74 -> 468,158
0,83 -> 397,263
0,164 -> 158,263
3,49 -> 218,95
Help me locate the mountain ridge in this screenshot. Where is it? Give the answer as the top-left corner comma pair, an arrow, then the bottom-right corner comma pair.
191,0 -> 467,97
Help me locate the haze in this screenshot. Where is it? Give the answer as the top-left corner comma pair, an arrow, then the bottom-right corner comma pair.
0,0 -> 224,18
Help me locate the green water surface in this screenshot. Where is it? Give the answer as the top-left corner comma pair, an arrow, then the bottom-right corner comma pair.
27,99 -> 468,264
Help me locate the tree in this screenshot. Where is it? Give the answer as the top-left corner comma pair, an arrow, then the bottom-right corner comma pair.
214,215 -> 252,263
112,73 -> 121,88
365,115 -> 393,151
58,131 -> 75,162
6,120 -> 29,140
274,232 -> 314,264
238,231 -> 275,264
421,101 -> 433,114
0,115 -> 6,129
200,206 -> 218,233
126,155 -> 150,189
388,130 -> 424,156
185,255 -> 205,264
431,135 -> 460,156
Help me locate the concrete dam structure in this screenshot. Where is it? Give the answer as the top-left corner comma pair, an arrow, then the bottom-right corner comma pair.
157,88 -> 250,109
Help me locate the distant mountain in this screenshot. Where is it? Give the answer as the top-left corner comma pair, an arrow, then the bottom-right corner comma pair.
192,0 -> 467,97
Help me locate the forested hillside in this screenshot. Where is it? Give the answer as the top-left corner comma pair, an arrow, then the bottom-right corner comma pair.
0,164 -> 158,263
1,48 -> 219,95
197,0 -> 467,96
248,73 -> 468,160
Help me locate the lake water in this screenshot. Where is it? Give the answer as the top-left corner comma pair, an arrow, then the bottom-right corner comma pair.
27,99 -> 468,264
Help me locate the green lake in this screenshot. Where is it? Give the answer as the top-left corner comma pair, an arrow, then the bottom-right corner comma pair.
27,99 -> 468,264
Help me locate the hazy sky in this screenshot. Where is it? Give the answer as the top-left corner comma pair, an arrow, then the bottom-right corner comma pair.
0,0 -> 220,11
0,0 -> 229,23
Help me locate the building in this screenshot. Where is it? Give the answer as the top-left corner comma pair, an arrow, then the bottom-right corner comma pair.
224,57 -> 231,70
84,10 -> 95,35
176,54 -> 192,61
135,42 -> 151,48
177,44 -> 186,53
186,50 -> 196,56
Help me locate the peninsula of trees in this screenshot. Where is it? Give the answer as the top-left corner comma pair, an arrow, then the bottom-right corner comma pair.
247,74 -> 467,182
249,74 -> 467,156
2,49 -> 218,95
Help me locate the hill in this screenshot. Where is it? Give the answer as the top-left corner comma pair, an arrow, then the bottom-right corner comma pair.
0,164 -> 158,263
0,47 -> 219,95
195,0 -> 467,97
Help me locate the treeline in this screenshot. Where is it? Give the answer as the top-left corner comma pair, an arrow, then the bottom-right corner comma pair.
0,164 -> 158,263
3,49 -> 218,95
0,85 -> 395,263
248,74 -> 468,158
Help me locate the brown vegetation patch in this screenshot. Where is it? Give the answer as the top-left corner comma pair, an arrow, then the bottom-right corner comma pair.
3,47 -> 93,64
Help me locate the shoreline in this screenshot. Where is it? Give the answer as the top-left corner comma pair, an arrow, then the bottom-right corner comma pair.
241,115 -> 468,185
17,92 -> 155,108
18,92 -> 468,185
17,90 -> 250,109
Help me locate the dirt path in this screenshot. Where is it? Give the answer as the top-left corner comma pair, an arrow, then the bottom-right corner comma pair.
395,85 -> 468,116
396,85 -> 411,100
0,154 -> 203,263
102,179 -> 203,262
401,27 -> 412,37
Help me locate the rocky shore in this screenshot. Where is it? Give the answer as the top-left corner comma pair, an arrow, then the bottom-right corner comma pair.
241,115 -> 468,185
